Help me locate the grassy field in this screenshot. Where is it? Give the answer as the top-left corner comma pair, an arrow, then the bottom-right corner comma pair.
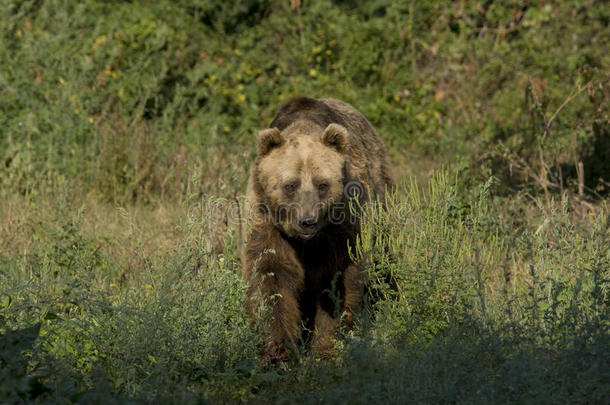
1,1 -> 609,403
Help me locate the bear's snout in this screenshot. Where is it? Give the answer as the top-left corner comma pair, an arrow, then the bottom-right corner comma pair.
299,216 -> 318,229
296,215 -> 321,239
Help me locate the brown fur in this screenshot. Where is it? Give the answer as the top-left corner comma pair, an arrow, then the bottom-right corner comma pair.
243,97 -> 394,364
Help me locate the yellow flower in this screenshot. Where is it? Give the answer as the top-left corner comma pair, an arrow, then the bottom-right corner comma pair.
92,35 -> 107,50
104,68 -> 117,78
236,93 -> 246,103
309,69 -> 317,77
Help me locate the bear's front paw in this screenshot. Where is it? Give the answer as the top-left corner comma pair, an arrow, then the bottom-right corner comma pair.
259,340 -> 292,367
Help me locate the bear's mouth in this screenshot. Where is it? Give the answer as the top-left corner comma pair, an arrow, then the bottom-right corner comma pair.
296,218 -> 326,240
298,230 -> 317,240
296,224 -> 321,240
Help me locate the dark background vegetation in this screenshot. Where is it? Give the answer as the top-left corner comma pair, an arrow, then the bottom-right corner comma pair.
0,0 -> 608,403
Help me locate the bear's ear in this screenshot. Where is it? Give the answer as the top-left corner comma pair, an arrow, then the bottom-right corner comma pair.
322,123 -> 348,153
257,128 -> 284,156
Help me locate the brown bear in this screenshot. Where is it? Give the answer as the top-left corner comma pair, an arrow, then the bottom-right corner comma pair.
243,96 -> 394,363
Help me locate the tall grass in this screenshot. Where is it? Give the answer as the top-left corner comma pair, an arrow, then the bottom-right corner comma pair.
1,173 -> 608,403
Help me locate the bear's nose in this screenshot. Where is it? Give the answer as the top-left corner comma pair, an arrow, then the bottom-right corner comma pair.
299,216 -> 318,229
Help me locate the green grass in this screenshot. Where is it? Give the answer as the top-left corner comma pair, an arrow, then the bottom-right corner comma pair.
1,1 -> 609,403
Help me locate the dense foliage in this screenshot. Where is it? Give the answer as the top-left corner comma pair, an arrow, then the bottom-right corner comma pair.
1,1 -> 608,403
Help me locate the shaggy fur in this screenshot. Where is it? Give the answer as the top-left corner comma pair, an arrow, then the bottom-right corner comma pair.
243,96 -> 394,363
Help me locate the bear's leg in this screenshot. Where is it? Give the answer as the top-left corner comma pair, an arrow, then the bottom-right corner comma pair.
342,263 -> 365,328
245,224 -> 304,364
262,284 -> 301,363
311,304 -> 339,357
311,264 -> 364,357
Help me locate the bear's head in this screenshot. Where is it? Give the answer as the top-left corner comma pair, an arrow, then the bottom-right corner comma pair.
254,121 -> 348,240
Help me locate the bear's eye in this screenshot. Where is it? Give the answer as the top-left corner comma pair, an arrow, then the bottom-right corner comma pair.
317,183 -> 329,194
283,182 -> 299,194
